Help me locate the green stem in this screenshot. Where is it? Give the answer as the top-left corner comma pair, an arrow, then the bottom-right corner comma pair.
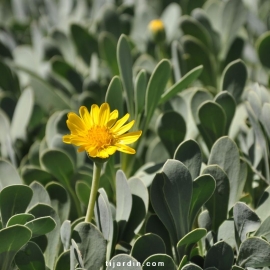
85,162 -> 102,223
156,42 -> 167,62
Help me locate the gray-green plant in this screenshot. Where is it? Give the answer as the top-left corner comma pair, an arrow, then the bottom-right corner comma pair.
0,0 -> 270,269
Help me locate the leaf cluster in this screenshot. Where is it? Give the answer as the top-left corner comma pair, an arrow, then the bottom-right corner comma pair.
0,0 -> 270,269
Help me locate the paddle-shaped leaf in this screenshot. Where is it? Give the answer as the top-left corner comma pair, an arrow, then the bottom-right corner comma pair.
214,91 -> 236,133
117,34 -> 134,117
198,101 -> 226,149
25,216 -> 56,238
260,103 -> 270,140
46,182 -> 71,224
150,173 -> 178,245
256,31 -> 270,69
28,203 -> 61,269
203,165 -> 230,232
145,59 -> 171,128
116,170 -> 132,238
10,88 -> 34,143
29,76 -> 70,113
60,220 -> 71,252
28,181 -> 51,210
157,111 -> 186,157
0,225 -> 32,270
99,32 -> 119,75
255,187 -> 270,220
209,137 -> 244,209
174,139 -> 202,180
177,228 -> 207,259
180,16 -> 212,48
15,241 -> 46,270
189,175 -> 215,227
72,222 -> 106,270
0,185 -> 33,227
135,70 -> 147,117
55,250 -> 70,270
234,202 -> 261,243
191,89 -> 212,123
0,60 -> 20,93
95,188 -> 114,260
221,0 -> 247,56
204,241 -> 234,270
105,76 -> 124,117
238,237 -> 270,268
70,24 -> 98,65
123,177 -> 149,243
0,112 -> 15,165
131,233 -> 166,263
7,213 -> 35,227
220,59 -> 247,103
41,149 -> 74,187
182,36 -> 216,87
0,159 -> 21,190
51,58 -> 83,92
145,215 -> 173,258
21,166 -> 54,186
254,216 -> 270,242
162,159 -> 193,240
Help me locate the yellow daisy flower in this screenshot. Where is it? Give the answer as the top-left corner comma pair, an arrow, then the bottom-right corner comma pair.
63,103 -> 142,159
148,19 -> 165,33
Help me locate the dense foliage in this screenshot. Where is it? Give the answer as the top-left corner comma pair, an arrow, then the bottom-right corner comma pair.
0,0 -> 270,269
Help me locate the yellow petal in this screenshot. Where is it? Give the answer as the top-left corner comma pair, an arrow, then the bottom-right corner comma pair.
99,103 -> 110,126
67,113 -> 86,131
107,110 -> 119,128
70,138 -> 89,146
79,106 -> 91,128
118,131 -> 142,144
77,146 -> 85,152
90,104 -> 100,125
115,143 -> 136,154
110,113 -> 130,132
102,146 -> 117,155
109,110 -> 118,120
63,135 -> 72,143
87,146 -> 98,157
67,120 -> 84,135
97,151 -> 109,158
114,120 -> 134,135
97,146 -> 117,158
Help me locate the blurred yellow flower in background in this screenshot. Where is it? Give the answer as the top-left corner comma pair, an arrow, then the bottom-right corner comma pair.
63,103 -> 142,159
148,19 -> 165,33
148,19 -> 166,43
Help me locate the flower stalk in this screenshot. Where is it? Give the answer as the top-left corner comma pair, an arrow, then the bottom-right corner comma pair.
62,103 -> 142,221
85,162 -> 102,223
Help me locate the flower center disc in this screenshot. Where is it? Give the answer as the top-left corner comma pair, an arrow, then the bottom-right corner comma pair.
88,126 -> 114,149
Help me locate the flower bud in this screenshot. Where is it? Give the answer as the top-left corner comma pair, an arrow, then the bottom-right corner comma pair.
148,19 -> 166,44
